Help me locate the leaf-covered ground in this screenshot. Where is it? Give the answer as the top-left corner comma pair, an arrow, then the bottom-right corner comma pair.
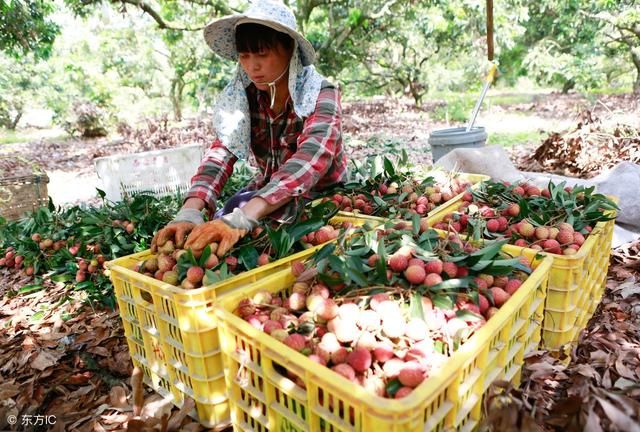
1,93 -> 640,431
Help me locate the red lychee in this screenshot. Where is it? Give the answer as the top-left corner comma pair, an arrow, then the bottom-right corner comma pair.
398,361 -> 426,388
404,265 -> 426,285
347,348 -> 372,373
284,334 -> 306,352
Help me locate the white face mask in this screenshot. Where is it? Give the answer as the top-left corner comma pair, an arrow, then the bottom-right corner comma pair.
251,65 -> 289,109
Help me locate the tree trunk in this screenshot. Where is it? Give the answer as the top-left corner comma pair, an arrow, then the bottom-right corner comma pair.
170,78 -> 184,121
561,79 -> 575,94
8,111 -> 22,130
631,48 -> 640,93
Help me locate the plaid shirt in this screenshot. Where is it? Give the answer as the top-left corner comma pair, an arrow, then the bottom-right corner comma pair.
186,81 -> 346,213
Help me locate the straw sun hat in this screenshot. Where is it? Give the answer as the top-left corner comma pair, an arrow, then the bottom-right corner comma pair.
203,0 -> 316,66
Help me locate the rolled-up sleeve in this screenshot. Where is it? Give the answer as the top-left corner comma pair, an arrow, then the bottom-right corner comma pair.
255,86 -> 341,204
185,139 -> 237,210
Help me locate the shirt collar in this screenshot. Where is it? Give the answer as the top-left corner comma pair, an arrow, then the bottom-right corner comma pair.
248,83 -> 293,117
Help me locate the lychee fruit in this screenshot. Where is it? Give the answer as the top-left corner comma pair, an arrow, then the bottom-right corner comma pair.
162,270 -> 179,286
284,334 -> 306,352
519,222 -> 535,238
535,227 -> 549,240
398,362 -> 426,388
289,292 -> 307,311
315,299 -> 339,321
424,273 -> 443,286
382,316 -> 406,339
347,348 -> 372,373
355,331 -> 377,351
263,320 -> 284,334
291,261 -> 306,277
405,265 -> 426,285
373,342 -> 395,363
383,358 -> 405,378
558,222 -> 574,232
333,320 -> 360,344
331,347 -> 349,364
505,279 -> 522,295
404,318 -> 428,341
332,363 -> 356,381
357,309 -> 381,331
388,254 -> 409,272
395,387 -> 414,399
442,262 -> 458,278
543,239 -> 562,254
478,294 -> 490,314
424,259 -> 444,274
369,293 -> 390,311
486,219 -> 500,232
556,230 -> 574,245
257,253 -> 270,266
489,287 -> 510,307
507,203 -> 520,217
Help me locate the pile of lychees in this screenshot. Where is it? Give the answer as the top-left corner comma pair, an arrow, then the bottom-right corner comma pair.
234,225 -> 532,398
433,180 -> 617,255
319,176 -> 473,218
141,219 -> 353,289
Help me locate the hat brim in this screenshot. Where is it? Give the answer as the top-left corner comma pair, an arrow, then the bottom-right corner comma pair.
203,14 -> 316,66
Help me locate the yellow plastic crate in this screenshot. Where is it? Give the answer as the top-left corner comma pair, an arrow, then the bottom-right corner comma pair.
503,216 -> 615,354
323,172 -> 489,224
427,197 -> 617,355
107,215 -> 377,428
215,254 -> 552,432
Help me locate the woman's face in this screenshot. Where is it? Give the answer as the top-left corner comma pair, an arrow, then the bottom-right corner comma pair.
238,43 -> 292,91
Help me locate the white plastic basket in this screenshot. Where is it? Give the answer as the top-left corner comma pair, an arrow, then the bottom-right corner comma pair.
94,144 -> 205,202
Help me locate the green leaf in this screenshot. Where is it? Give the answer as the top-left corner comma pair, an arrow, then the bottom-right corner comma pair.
237,245 -> 259,270
383,157 -> 395,177
470,259 -> 493,272
345,265 -> 368,287
409,292 -> 425,320
345,247 -> 370,257
18,284 -> 44,294
431,294 -> 454,309
385,378 -> 402,397
75,281 -> 95,290
288,219 -> 326,243
312,243 -> 336,264
317,272 -> 344,287
411,213 -> 421,235
455,309 -> 484,322
328,255 -> 345,273
372,195 -> 388,208
51,273 -> 73,282
198,244 -> 212,268
186,249 -> 198,266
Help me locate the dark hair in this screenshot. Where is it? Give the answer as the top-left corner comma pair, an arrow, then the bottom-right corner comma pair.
235,23 -> 294,54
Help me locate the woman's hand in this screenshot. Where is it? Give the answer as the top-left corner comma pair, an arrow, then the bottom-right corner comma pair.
151,222 -> 195,252
184,220 -> 247,257
151,200 -> 206,252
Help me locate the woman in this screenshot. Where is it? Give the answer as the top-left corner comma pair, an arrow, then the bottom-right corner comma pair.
152,0 -> 346,258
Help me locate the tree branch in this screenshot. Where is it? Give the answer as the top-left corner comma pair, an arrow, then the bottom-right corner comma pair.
119,0 -> 204,31
367,0 -> 400,20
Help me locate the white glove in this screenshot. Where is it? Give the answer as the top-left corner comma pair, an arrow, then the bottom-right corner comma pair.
221,207 -> 259,231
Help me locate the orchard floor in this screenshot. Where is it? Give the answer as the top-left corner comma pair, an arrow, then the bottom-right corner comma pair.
1,91 -> 638,207
1,91 -> 639,431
